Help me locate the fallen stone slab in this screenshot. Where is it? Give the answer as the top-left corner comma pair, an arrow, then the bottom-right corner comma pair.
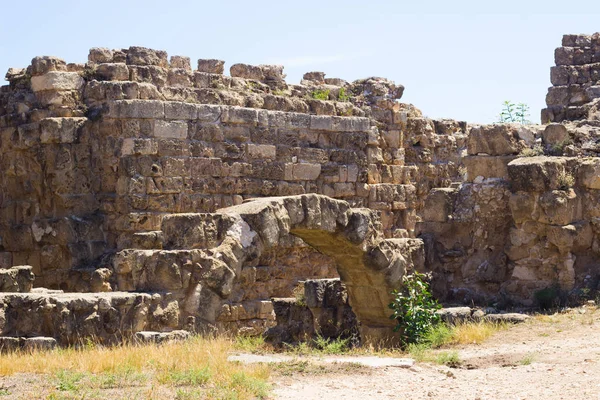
227,353 -> 414,368
484,313 -> 530,324
134,330 -> 191,344
436,307 -> 473,324
0,336 -> 57,353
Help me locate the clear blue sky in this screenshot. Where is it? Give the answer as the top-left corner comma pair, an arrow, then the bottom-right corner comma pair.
1,0 -> 599,123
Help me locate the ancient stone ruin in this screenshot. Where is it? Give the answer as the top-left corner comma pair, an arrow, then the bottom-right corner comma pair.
1,33 -> 600,349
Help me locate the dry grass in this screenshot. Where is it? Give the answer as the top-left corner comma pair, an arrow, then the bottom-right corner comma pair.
450,321 -> 506,345
0,336 -> 270,399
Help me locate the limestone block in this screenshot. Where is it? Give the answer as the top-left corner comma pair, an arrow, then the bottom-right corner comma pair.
310,115 -> 334,131
290,163 -> 321,180
468,124 -> 521,155
196,104 -> 222,122
507,156 -> 574,192
30,56 -> 67,76
126,46 -> 168,67
31,72 -> 84,92
146,177 -> 183,194
106,100 -> 165,119
162,213 -> 234,249
382,129 -> 401,148
230,63 -> 264,80
578,158 -> 600,189
463,155 -> 515,181
96,63 -> 129,81
423,188 -> 456,222
88,47 -> 113,64
167,68 -> 193,87
221,106 -> 258,125
40,117 -> 87,144
333,116 -> 371,132
170,56 -> 191,70
334,182 -> 355,197
153,120 -> 187,139
302,71 -> 326,84
260,64 -> 285,81
247,144 -> 276,160
198,59 -> 225,74
190,157 -> 223,177
129,65 -> 167,87
121,138 -> 158,155
0,266 -> 34,292
538,189 -> 580,225
164,101 -> 198,120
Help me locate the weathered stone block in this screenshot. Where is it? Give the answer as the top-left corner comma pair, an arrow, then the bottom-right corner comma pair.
107,100 -> 165,119
247,144 -> 276,160
310,115 -> 333,131
121,138 -> 158,155
126,46 -> 168,67
198,59 -> 225,74
286,163 -> 321,180
31,72 -> 84,92
96,63 -> 129,81
578,158 -> 600,189
40,117 -> 87,144
542,123 -> 569,146
422,188 -> 456,222
221,106 -> 258,125
167,68 -> 193,87
507,156 -> 574,192
30,56 -> 67,76
230,63 -> 264,80
164,101 -> 198,120
463,155 -> 515,181
170,56 -> 191,70
88,48 -> 113,64
153,120 -> 187,139
467,124 -> 520,155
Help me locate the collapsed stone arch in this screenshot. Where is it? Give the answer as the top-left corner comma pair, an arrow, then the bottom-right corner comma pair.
136,193 -> 425,343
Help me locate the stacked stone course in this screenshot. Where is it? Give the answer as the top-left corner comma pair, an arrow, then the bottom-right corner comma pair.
543,33 -> 600,123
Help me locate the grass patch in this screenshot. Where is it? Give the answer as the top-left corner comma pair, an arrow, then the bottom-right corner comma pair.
234,335 -> 269,354
157,366 -> 211,386
520,353 -> 536,365
54,370 -> 85,392
272,360 -> 367,376
422,321 -> 505,347
406,321 -> 503,367
407,344 -> 461,367
283,335 -> 352,356
1,336 -> 270,400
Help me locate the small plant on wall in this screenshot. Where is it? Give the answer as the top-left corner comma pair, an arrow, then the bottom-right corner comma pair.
389,272 -> 441,347
498,100 -> 530,124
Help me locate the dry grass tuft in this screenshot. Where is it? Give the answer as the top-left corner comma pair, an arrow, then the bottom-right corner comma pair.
450,321 -> 506,345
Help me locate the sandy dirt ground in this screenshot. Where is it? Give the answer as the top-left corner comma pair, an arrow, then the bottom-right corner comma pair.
272,306 -> 600,400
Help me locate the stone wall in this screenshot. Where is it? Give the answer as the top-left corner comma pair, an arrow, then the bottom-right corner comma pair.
3,34 -> 600,343
542,33 -> 600,123
0,46 -> 465,291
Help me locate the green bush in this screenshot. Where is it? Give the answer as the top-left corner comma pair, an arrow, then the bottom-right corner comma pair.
310,89 -> 330,100
389,272 -> 441,346
337,87 -> 351,102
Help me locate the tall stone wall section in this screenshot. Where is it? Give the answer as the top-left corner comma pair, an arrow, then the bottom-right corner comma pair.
543,33 -> 600,123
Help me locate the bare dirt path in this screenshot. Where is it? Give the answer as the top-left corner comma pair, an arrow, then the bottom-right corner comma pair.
271,306 -> 600,400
